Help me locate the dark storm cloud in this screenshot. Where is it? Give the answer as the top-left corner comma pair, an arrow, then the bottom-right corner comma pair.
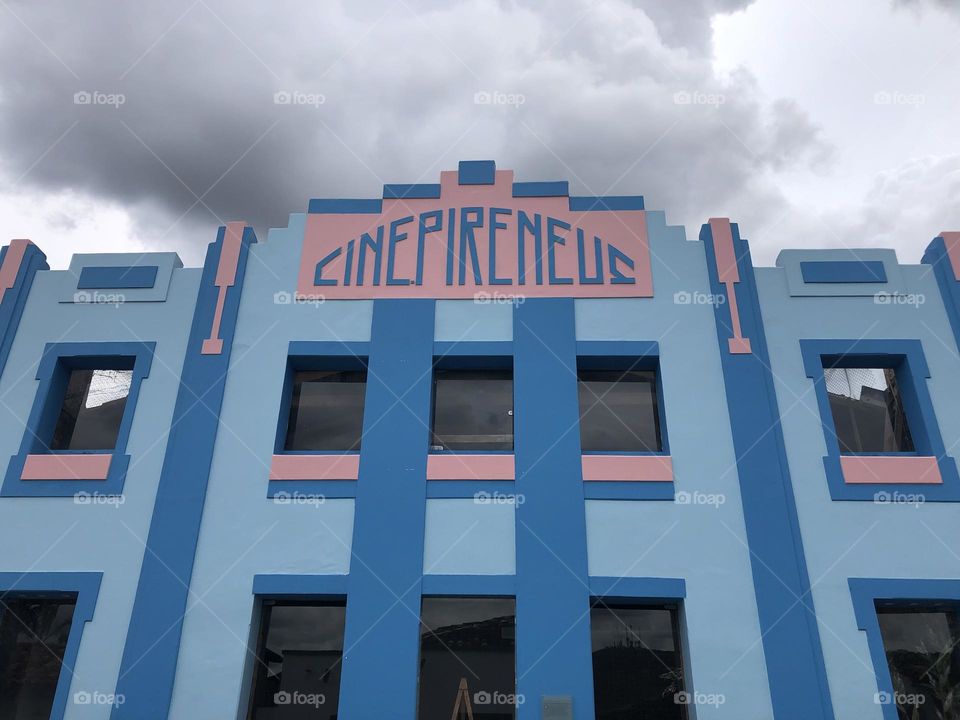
0,0 -> 828,253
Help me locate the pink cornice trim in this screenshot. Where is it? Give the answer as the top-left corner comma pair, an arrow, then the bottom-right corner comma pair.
0,239 -> 32,304
269,454 -> 360,481
581,454 -> 674,482
708,218 -> 752,355
840,455 -> 942,485
426,454 -> 515,480
940,231 -> 960,281
21,453 -> 112,481
202,222 -> 245,356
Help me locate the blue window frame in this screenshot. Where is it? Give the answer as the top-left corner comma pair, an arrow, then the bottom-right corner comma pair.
800,339 -> 960,501
1,342 -> 154,497
0,572 -> 101,720
850,579 -> 960,720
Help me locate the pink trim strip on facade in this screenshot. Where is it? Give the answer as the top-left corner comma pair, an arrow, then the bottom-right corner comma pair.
840,455 -> 942,485
21,453 -> 112,481
202,222 -> 246,355
581,454 -> 674,482
269,454 -> 360,481
708,218 -> 752,355
426,454 -> 515,480
941,231 -> 960,281
0,239 -> 31,304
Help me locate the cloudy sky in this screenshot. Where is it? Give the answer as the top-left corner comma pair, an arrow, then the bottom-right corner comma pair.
0,0 -> 957,268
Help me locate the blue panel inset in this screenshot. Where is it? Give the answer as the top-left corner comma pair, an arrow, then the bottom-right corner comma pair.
253,574 -> 349,598
512,181 -> 569,197
421,574 -> 516,595
308,198 -> 383,214
337,299 -> 435,718
112,225 -> 256,720
458,160 -> 496,185
569,196 -> 644,212
383,183 -> 442,199
77,265 -> 159,289
588,576 -> 685,602
800,260 -> 887,284
0,242 -> 47,382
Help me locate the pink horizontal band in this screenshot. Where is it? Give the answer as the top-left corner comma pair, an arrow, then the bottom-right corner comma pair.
21,453 -> 112,481
269,454 -> 359,481
582,455 -> 673,482
427,454 -> 515,480
840,455 -> 942,485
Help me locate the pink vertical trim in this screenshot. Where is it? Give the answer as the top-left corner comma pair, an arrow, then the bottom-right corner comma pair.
940,232 -> 960,281
21,453 -> 112,481
269,454 -> 360,481
581,455 -> 673,482
0,239 -> 31,304
709,218 -> 752,355
426,454 -> 515,480
202,222 -> 245,355
840,455 -> 942,485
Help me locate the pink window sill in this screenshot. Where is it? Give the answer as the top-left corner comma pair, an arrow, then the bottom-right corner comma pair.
21,453 -> 112,481
840,455 -> 942,485
581,455 -> 674,482
269,454 -> 360,481
426,454 -> 515,481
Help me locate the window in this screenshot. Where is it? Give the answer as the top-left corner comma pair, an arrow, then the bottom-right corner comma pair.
416,597 -> 516,719
48,369 -> 132,451
591,603 -> 687,720
431,370 -> 513,452
876,605 -> 960,717
0,596 -> 76,718
825,367 -> 914,453
284,371 -> 366,451
578,370 -> 662,452
248,601 -> 346,719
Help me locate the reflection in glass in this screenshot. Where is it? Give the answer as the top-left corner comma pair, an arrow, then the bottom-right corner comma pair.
578,370 -> 662,452
825,367 -> 915,453
417,597 -> 516,720
284,371 -> 366,451
50,369 -> 132,450
0,596 -> 76,719
248,602 -> 346,720
431,370 -> 513,452
877,606 -> 960,720
591,603 -> 686,720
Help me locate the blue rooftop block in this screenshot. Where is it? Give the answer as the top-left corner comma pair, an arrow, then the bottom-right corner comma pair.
458,160 -> 497,185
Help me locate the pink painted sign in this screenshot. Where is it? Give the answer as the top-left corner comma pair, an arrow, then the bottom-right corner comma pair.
297,169 -> 653,299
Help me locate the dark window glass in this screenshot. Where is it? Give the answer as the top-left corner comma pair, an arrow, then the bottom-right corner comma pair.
417,597 -> 516,720
431,370 -> 513,452
876,606 -> 960,719
578,370 -> 662,452
591,603 -> 687,720
50,369 -> 132,451
248,601 -> 346,720
284,371 -> 366,451
825,367 -> 914,453
0,596 -> 76,719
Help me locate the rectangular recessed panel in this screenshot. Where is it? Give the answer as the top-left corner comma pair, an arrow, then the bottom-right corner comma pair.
77,265 -> 159,289
800,260 -> 887,284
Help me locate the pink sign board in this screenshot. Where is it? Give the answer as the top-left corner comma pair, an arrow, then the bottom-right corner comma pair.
297,169 -> 653,299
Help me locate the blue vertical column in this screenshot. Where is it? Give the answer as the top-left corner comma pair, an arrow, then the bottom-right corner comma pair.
514,298 -> 595,719
112,223 -> 256,719
702,219 -> 834,719
922,234 -> 960,351
338,299 -> 435,719
0,240 -> 48,377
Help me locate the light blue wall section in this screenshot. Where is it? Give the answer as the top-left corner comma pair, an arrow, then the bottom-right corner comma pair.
423,499 -> 516,575
435,299 -> 513,341
168,215 -> 361,719
578,211 -> 774,718
757,260 -> 960,719
0,262 -> 199,718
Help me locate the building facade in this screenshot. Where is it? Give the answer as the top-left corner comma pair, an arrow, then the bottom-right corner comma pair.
0,160 -> 958,720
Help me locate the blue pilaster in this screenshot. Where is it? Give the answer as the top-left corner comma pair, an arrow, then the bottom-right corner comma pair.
337,299 -> 435,719
922,236 -> 960,352
513,298 -> 595,719
702,221 -> 834,719
0,241 -> 48,379
112,225 -> 256,719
